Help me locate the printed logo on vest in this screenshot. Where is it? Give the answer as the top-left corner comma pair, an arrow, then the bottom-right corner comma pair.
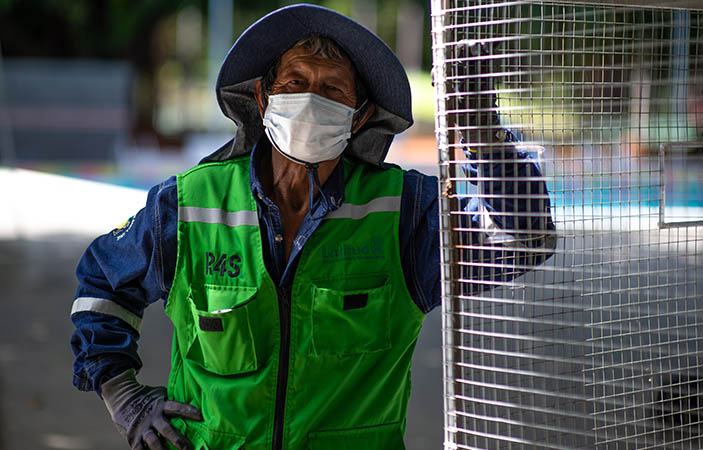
112,215 -> 135,241
321,236 -> 384,263
205,252 -> 241,278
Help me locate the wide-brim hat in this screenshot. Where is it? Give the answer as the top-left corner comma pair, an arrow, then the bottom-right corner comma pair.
211,4 -> 413,167
217,3 -> 412,123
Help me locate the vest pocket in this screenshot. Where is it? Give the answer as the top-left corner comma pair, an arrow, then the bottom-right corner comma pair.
170,418 -> 246,450
186,284 -> 258,375
311,282 -> 391,356
308,422 -> 404,450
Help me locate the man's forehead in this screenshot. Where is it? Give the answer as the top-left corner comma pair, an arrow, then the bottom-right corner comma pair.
278,46 -> 354,75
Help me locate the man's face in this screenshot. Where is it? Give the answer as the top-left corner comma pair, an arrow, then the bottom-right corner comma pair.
270,45 -> 357,108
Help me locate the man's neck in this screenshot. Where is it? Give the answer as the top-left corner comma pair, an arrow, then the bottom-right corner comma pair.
262,147 -> 339,210
260,145 -> 341,259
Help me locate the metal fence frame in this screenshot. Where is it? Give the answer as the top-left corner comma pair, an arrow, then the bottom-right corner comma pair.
432,1 -> 703,448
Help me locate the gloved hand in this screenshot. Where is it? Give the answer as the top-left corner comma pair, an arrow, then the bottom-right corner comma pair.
101,369 -> 203,450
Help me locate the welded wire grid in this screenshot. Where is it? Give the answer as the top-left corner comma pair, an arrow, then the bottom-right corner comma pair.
431,1 -> 703,449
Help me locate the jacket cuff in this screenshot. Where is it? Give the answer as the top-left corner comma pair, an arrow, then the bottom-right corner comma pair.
73,355 -> 138,397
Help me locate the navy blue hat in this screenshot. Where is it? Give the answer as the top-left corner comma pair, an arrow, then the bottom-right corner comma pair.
216,3 -> 412,125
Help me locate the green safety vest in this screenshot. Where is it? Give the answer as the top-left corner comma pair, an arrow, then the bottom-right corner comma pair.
165,155 -> 426,450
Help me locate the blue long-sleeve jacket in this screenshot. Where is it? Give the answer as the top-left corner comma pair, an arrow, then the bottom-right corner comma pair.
70,135 -> 555,394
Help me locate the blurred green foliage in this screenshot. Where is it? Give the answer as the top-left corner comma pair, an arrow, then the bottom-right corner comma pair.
0,0 -> 433,136
407,70 -> 435,123
1,0 -> 199,60
0,0 -> 430,66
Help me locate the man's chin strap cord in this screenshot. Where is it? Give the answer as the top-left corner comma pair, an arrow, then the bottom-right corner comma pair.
305,163 -> 335,220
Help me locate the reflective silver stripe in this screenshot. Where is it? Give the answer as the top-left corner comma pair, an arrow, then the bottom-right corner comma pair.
326,196 -> 401,220
179,207 -> 258,227
71,297 -> 142,332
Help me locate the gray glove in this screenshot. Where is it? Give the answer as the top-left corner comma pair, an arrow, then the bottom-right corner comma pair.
101,369 -> 203,450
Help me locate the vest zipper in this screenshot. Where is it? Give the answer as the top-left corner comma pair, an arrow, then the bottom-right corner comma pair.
272,287 -> 291,450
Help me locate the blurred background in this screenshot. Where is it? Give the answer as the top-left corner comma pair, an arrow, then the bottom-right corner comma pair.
0,1 -> 441,449
0,0 -> 437,184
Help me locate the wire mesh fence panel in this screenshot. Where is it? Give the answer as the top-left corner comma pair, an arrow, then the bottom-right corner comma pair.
431,1 -> 703,449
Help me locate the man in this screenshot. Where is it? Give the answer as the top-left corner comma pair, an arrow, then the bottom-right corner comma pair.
70,4 -> 555,450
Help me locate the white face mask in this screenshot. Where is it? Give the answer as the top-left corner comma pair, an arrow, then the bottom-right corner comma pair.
262,92 -> 357,165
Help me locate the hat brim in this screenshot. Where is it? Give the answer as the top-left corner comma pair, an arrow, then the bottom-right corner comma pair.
216,4 -> 412,125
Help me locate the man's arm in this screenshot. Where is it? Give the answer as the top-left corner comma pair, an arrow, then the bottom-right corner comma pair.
70,177 -> 177,394
400,144 -> 555,314
401,42 -> 555,313
70,177 -> 203,450
457,41 -> 556,294
457,135 -> 556,296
